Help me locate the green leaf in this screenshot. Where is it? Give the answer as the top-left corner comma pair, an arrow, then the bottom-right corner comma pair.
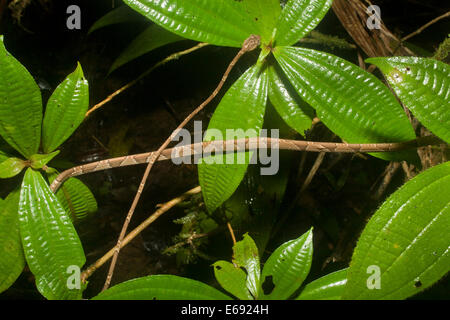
367,57 -> 450,143
42,63 -> 89,153
29,151 -> 59,169
232,233 -> 261,299
198,64 -> 268,213
296,269 -> 347,300
275,0 -> 333,46
0,157 -> 26,178
0,191 -> 25,293
0,36 -> 42,158
213,260 -> 253,300
261,228 -> 313,299
18,168 -> 86,300
267,64 -> 313,136
88,5 -> 145,34
274,46 -> 417,162
47,170 -> 98,222
93,274 -> 232,300
122,0 -> 260,47
343,161 -> 450,300
109,24 -> 184,73
239,0 -> 281,44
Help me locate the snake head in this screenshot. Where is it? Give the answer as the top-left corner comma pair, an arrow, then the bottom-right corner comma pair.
242,34 -> 261,52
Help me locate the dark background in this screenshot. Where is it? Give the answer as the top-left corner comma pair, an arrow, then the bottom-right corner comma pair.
0,0 -> 448,300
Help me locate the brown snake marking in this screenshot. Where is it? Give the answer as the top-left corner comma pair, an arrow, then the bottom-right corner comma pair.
50,135 -> 442,193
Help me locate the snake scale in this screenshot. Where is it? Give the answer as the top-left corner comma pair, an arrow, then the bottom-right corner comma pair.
50,135 -> 441,193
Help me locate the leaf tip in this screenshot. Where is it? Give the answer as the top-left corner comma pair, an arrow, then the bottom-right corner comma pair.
365,57 -> 390,73
75,62 -> 85,78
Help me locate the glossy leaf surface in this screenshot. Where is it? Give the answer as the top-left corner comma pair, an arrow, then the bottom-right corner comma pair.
42,63 -> 89,153
343,161 -> 450,299
367,57 -> 450,143
0,157 -> 26,178
267,64 -> 313,136
0,36 -> 42,158
232,233 -> 261,299
275,0 -> 333,46
239,0 -> 281,44
261,228 -> 313,299
93,275 -> 232,300
0,191 -> 25,293
296,269 -> 347,300
123,0 -> 260,47
274,46 -> 417,161
213,260 -> 253,300
18,169 -> 85,300
48,171 -> 98,222
198,64 -> 268,213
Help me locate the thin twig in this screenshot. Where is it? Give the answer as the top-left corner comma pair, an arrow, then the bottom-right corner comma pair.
271,152 -> 326,240
227,222 -> 237,245
401,11 -> 450,42
371,161 -> 400,200
300,152 -> 326,193
80,186 -> 201,283
401,161 -> 414,180
85,42 -> 209,118
101,35 -> 262,291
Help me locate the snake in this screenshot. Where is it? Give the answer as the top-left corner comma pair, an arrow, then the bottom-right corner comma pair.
50,135 -> 442,193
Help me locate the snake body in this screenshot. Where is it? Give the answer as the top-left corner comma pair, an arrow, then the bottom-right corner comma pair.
50,135 -> 441,193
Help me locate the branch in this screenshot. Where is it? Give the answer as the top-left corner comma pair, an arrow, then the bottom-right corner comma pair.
402,11 -> 450,42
